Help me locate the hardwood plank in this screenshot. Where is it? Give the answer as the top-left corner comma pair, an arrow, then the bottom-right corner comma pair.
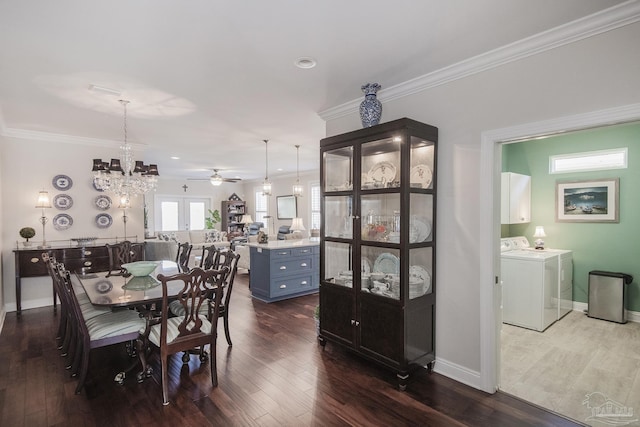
0,273 -> 586,426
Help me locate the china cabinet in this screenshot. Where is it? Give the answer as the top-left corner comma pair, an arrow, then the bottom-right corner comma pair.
319,118 -> 437,390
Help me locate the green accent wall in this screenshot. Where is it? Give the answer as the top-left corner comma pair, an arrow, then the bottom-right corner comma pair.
502,122 -> 640,311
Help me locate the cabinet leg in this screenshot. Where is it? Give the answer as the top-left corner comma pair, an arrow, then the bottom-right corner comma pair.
317,336 -> 326,347
427,361 -> 434,373
397,373 -> 408,391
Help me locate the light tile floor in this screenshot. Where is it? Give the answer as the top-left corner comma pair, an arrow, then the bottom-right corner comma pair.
501,311 -> 640,426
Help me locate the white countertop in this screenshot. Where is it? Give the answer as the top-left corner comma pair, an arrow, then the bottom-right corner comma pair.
245,238 -> 319,249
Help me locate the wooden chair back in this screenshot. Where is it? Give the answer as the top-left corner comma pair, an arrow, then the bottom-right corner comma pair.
175,242 -> 192,271
105,240 -> 137,277
200,244 -> 221,269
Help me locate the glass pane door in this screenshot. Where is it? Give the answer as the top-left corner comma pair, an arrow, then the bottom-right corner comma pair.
155,196 -> 210,231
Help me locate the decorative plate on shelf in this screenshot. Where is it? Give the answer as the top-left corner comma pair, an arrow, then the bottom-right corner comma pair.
409,164 -> 433,189
95,213 -> 113,229
367,161 -> 396,185
94,195 -> 112,210
409,216 -> 432,243
373,252 -> 400,275
52,174 -> 73,191
53,213 -> 73,230
53,194 -> 73,210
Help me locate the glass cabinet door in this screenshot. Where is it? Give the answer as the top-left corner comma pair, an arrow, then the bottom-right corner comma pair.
324,196 -> 353,239
409,136 -> 435,189
361,137 -> 401,190
323,146 -> 353,192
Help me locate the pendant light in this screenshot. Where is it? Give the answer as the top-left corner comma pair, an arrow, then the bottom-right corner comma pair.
292,144 -> 303,197
262,139 -> 272,196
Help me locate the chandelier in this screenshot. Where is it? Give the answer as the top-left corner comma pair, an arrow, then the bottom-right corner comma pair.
91,100 -> 159,203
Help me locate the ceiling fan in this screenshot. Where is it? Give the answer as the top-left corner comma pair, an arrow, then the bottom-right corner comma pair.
188,169 -> 241,186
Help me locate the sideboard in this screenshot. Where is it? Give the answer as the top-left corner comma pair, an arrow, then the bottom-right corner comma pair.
248,239 -> 319,303
13,243 -> 144,315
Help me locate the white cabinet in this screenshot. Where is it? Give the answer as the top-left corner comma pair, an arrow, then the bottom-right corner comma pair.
501,172 -> 531,224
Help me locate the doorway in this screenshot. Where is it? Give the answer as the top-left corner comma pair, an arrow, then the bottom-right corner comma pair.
479,103 -> 640,395
154,196 -> 210,231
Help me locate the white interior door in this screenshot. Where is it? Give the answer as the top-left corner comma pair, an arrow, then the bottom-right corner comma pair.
155,196 -> 210,231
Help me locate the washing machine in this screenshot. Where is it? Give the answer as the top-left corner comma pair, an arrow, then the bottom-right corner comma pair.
501,237 -> 573,331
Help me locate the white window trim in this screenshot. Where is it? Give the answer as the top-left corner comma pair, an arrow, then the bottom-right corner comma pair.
549,147 -> 628,174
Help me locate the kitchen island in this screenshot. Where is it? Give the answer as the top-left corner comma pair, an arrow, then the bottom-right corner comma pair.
248,238 -> 319,303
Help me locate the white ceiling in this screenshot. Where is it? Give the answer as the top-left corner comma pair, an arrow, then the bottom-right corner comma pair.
0,0 -> 627,182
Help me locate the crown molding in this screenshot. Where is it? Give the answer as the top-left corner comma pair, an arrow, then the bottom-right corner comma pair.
319,1 -> 640,121
1,126 -> 148,150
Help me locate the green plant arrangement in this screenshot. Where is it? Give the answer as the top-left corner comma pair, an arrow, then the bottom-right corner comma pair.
205,209 -> 221,229
19,227 -> 36,247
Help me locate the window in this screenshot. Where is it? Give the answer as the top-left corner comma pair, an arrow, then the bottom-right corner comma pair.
155,196 -> 210,231
550,148 -> 627,174
310,182 -> 320,230
255,188 -> 269,225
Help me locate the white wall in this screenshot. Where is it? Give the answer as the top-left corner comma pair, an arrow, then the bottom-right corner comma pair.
325,22 -> 640,389
1,137 -> 144,312
0,133 -> 5,325
241,171 -> 318,234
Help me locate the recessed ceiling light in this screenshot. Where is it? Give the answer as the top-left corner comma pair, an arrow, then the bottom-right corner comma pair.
294,57 -> 317,69
170,156 -> 180,160
277,168 -> 283,171
88,84 -> 121,96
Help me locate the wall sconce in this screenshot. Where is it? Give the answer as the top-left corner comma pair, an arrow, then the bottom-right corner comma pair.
35,190 -> 52,248
118,195 -> 131,239
533,226 -> 546,250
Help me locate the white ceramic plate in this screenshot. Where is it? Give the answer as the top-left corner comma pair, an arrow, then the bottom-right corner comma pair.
95,195 -> 112,210
53,194 -> 73,210
409,164 -> 432,188
368,161 -> 396,185
409,265 -> 431,297
373,252 -> 399,274
409,216 -> 432,243
95,213 -> 113,229
53,213 -> 73,230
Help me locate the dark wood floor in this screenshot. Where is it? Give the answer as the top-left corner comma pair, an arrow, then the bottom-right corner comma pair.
0,272 -> 585,427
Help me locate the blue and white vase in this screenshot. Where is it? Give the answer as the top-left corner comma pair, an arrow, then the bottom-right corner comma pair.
359,83 -> 382,127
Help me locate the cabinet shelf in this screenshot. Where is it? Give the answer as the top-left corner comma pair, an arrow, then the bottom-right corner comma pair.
319,118 -> 437,390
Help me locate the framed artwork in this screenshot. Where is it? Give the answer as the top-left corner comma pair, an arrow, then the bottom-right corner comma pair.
276,195 -> 297,219
556,178 -> 619,223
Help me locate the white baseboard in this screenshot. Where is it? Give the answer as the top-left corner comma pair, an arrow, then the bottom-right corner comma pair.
432,357 -> 483,391
4,297 -> 53,314
573,302 -> 640,323
0,309 -> 5,334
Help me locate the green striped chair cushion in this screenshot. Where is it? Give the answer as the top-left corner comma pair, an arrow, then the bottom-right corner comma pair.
143,315 -> 212,347
84,310 -> 146,340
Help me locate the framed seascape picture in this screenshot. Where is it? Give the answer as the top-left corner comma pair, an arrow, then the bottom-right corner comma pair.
556,178 -> 619,223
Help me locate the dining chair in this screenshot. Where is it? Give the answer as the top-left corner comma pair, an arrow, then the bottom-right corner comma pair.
43,253 -> 72,353
137,266 -> 228,405
58,266 -> 146,394
105,240 -> 138,277
169,250 -> 240,347
175,242 -> 192,271
199,244 -> 220,269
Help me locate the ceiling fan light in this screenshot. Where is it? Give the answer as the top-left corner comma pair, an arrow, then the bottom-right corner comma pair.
210,175 -> 223,186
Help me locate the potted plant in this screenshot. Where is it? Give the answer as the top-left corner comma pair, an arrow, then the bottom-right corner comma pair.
205,209 -> 221,230
19,227 -> 36,247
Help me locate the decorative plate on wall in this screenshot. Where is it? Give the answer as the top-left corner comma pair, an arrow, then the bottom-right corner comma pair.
95,213 -> 113,229
52,174 -> 73,191
53,213 -> 73,230
92,180 -> 104,192
53,194 -> 73,210
94,195 -> 112,210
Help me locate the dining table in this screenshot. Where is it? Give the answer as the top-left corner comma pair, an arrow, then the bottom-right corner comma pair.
71,260 -> 185,385
72,260 -> 183,308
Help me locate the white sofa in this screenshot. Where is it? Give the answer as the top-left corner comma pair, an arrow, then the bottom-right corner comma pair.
145,229 -> 230,267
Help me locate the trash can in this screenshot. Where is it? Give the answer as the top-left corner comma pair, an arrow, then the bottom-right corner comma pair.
588,270 -> 633,324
